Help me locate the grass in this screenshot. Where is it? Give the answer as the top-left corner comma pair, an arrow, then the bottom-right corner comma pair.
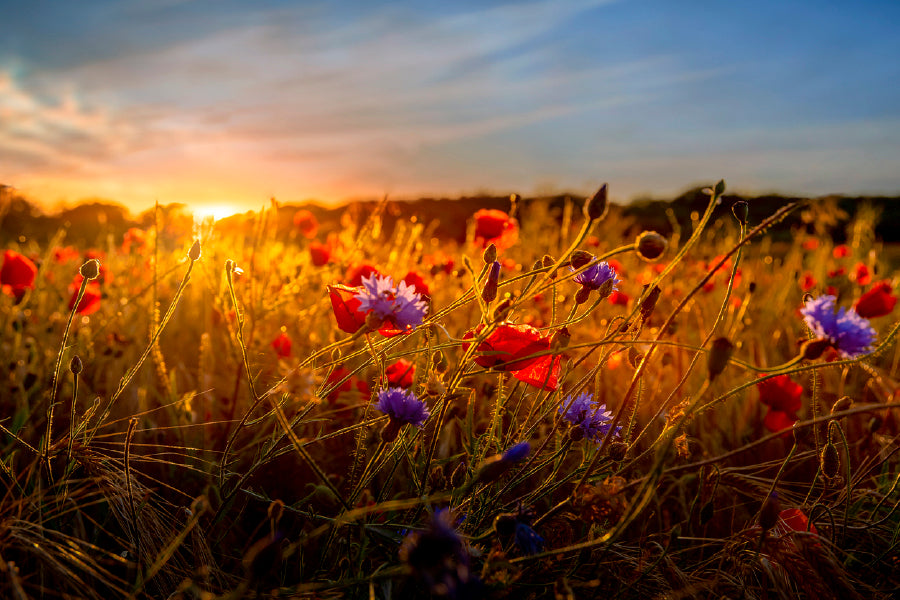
1,185 -> 899,599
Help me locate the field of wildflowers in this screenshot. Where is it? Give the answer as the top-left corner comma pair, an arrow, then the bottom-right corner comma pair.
1,184 -> 899,598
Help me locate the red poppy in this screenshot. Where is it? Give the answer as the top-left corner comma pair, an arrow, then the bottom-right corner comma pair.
345,262 -> 381,287
802,239 -> 819,250
385,359 -> 415,388
325,366 -> 371,401
402,270 -> 430,299
271,332 -> 292,358
827,267 -> 845,278
763,409 -> 797,434
473,209 -> 518,250
53,246 -> 80,263
798,272 -> 817,292
309,241 -> 331,266
69,282 -> 102,315
293,210 -> 319,239
778,508 -> 817,535
854,280 -> 897,318
328,284 -> 367,334
852,263 -> 872,286
607,259 -> 625,276
586,236 -> 600,247
609,291 -> 630,306
757,374 -> 803,415
511,353 -> 561,391
122,227 -> 148,253
1,250 -> 37,290
463,322 -> 550,372
832,245 -> 850,259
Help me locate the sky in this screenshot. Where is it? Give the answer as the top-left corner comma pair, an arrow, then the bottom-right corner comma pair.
1,0 -> 899,216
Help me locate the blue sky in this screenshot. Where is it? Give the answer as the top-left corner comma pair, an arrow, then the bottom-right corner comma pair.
1,0 -> 898,214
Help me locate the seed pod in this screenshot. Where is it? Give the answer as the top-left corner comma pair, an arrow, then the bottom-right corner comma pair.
69,355 -> 83,375
583,183 -> 609,221
820,442 -> 840,479
707,337 -> 734,381
483,243 -> 498,265
831,396 -> 853,414
608,441 -> 628,462
189,240 -> 202,261
80,259 -> 100,280
635,231 -> 668,262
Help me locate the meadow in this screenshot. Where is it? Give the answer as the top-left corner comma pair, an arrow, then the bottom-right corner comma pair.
1,184 -> 898,599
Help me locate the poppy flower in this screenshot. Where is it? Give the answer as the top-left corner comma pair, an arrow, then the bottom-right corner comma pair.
763,409 -> 797,435
271,332 -> 292,358
609,291 -> 630,306
827,267 -> 845,278
309,241 -> 331,266
345,262 -> 381,287
293,209 -> 319,239
473,209 -> 518,250
121,227 -> 148,253
1,250 -> 37,291
328,284 -> 367,334
852,263 -> 872,286
511,353 -> 561,391
386,359 -> 416,388
802,239 -> 819,250
325,366 -> 371,401
777,508 -> 817,535
854,280 -> 897,319
832,245 -> 850,259
53,246 -> 80,263
69,282 -> 102,315
798,272 -> 816,292
401,270 -> 430,299
757,374 -> 803,415
463,322 -> 551,372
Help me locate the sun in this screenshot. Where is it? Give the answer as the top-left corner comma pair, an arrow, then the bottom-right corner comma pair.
191,204 -> 244,221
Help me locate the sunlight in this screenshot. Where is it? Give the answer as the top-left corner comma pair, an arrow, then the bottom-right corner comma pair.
191,203 -> 243,221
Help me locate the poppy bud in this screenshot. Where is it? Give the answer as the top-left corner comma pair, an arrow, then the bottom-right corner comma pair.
800,338 -> 831,360
608,441 -> 628,462
583,183 -> 609,221
431,350 -> 448,374
569,250 -> 594,270
640,284 -> 661,322
491,296 -> 514,322
482,261 -> 501,303
759,492 -> 781,532
550,326 -> 571,351
450,462 -> 468,489
627,347 -> 643,369
574,286 -> 592,305
79,259 -> 100,281
731,201 -> 749,226
820,442 -> 840,479
714,179 -> 726,197
707,337 -> 734,381
69,355 -> 83,375
635,231 -> 668,262
531,258 -> 544,272
831,396 -> 853,414
189,240 -> 201,261
542,254 -> 557,278
483,243 -> 497,265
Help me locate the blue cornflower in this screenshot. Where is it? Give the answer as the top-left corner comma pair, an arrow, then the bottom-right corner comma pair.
400,509 -> 471,597
514,522 -> 544,555
501,441 -> 531,463
355,273 -> 428,331
800,295 -> 876,358
374,387 -> 430,428
572,259 -> 620,294
559,392 -> 621,442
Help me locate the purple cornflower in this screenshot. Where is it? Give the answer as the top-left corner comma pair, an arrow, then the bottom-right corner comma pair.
514,522 -> 544,556
501,441 -> 531,463
572,259 -> 620,294
800,295 -> 876,358
400,509 -> 472,597
355,273 -> 428,331
374,387 -> 430,428
559,392 -> 621,442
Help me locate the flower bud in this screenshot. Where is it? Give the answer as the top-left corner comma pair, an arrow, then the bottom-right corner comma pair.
80,259 -> 100,281
627,347 -> 643,369
450,462 -> 468,489
550,326 -> 571,351
707,337 -> 734,381
640,284 -> 662,323
431,350 -> 448,374
635,231 -> 668,262
574,286 -> 592,305
542,254 -> 557,278
820,442 -> 840,479
583,183 -> 609,221
714,179 -> 726,197
189,240 -> 202,261
69,355 -> 83,375
482,260 -> 500,303
608,441 -> 628,462
800,338 -> 831,360
491,296 -> 514,322
483,243 -> 498,265
569,250 -> 594,270
731,201 -> 749,226
759,492 -> 781,532
531,258 -> 544,272
831,396 -> 853,414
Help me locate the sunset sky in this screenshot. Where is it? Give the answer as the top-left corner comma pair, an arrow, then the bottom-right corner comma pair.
2,0 -> 899,216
